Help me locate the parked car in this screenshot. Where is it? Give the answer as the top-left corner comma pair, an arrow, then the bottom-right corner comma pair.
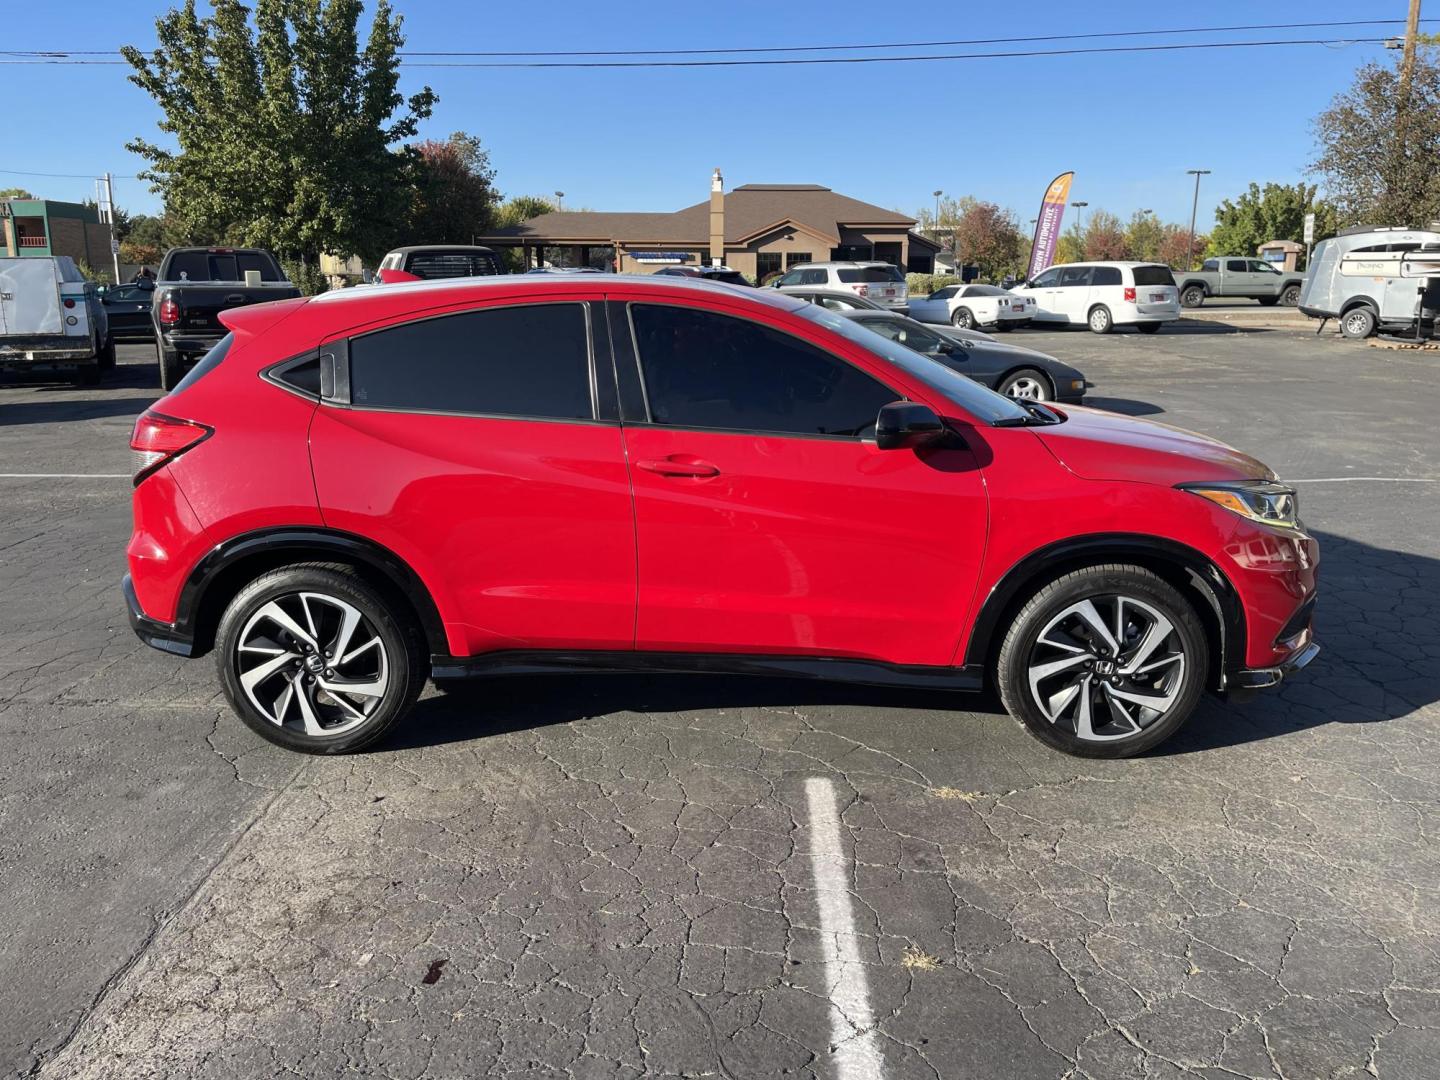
377,245 -> 504,281
650,265 -> 751,286
910,283 -> 1037,330
1299,226 -> 1440,339
1013,262 -> 1180,333
837,310 -> 1086,402
100,279 -> 157,342
151,247 -> 302,389
0,255 -> 112,385
1173,258 -> 1305,308
124,274 -> 1318,760
782,288 -> 997,343
769,261 -> 909,312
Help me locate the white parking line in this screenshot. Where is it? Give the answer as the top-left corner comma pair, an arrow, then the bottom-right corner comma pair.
805,776 -> 884,1079
1290,476 -> 1438,483
0,473 -> 128,479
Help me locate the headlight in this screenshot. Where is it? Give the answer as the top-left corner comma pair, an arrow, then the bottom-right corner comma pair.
1179,480 -> 1301,530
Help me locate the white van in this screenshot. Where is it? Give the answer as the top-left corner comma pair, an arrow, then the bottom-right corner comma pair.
1013,262 -> 1181,334
0,256 -> 112,384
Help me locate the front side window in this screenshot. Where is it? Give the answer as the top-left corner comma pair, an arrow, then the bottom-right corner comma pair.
860,318 -> 946,355
629,304 -> 897,438
931,286 -> 959,300
348,303 -> 593,420
1030,268 -> 1060,288
1251,260 -> 1281,274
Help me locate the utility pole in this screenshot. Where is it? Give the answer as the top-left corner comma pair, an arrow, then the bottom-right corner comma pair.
1186,169 -> 1210,270
104,172 -> 120,284
1400,0 -> 1423,104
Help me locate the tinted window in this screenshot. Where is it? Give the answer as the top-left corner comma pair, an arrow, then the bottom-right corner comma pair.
818,296 -> 861,310
1058,266 -> 1094,287
859,317 -> 945,355
1029,268 -> 1060,288
630,304 -> 896,437
172,333 -> 235,393
164,251 -> 283,282
800,268 -> 828,285
1090,267 -> 1123,286
273,354 -> 322,396
1251,260 -> 1279,273
349,304 -> 592,420
962,285 -> 1007,297
1132,265 -> 1175,286
107,285 -> 142,301
838,266 -> 905,283
403,252 -> 502,279
930,286 -> 959,300
1225,259 -> 1248,272
705,271 -> 749,286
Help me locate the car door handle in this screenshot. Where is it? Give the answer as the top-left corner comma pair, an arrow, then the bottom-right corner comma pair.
637,456 -> 719,478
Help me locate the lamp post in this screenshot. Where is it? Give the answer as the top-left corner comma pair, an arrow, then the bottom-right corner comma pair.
554,190 -> 565,212
1070,201 -> 1089,233
1186,169 -> 1210,271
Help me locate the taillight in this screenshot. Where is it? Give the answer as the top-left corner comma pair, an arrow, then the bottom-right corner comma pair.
158,296 -> 180,324
855,284 -> 869,296
130,411 -> 212,485
1123,286 -> 1137,303
63,298 -> 76,309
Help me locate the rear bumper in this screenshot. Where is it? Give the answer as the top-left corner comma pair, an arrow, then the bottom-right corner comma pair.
122,573 -> 195,657
0,335 -> 96,367
161,330 -> 224,355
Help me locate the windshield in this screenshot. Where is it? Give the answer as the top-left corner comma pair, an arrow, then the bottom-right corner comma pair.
794,305 -> 1030,424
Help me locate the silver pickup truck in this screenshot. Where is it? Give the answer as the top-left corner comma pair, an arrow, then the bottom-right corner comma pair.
0,256 -> 113,385
1173,258 -> 1305,308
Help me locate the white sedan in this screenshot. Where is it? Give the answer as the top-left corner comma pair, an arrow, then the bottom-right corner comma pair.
909,283 -> 1036,331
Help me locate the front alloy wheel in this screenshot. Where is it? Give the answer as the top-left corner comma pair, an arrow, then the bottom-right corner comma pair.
996,564 -> 1207,757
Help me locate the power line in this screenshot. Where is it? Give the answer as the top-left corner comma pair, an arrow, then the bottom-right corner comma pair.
0,36 -> 1398,69
0,168 -> 139,179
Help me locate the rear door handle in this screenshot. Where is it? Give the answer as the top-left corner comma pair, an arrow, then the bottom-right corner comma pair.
637,456 -> 719,478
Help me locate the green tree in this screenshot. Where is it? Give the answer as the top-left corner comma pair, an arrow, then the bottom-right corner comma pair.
1312,46 -> 1440,228
1206,182 -> 1338,259
123,0 -> 436,292
951,198 -> 1025,280
495,195 -> 557,227
406,131 -> 498,243
0,187 -> 35,199
1081,210 -> 1128,261
1125,211 -> 1164,262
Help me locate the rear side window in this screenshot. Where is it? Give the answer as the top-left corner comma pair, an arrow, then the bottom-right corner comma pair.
1058,266 -> 1094,287
1226,259 -> 1248,272
1091,266 -> 1123,286
1132,266 -> 1175,286
838,266 -> 905,283
349,303 -> 593,420
403,252 -> 502,279
171,333 -> 235,393
629,304 -> 896,437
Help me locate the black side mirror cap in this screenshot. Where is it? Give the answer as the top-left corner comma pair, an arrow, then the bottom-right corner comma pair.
875,401 -> 948,450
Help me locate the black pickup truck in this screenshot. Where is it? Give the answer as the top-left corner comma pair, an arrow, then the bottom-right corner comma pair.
151,247 -> 302,388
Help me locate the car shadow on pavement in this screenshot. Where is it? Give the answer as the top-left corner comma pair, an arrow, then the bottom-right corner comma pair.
0,396 -> 157,426
1083,396 -> 1164,417
383,529 -> 1438,758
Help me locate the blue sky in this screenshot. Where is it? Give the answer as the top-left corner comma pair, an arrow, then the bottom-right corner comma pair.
0,1 -> 1419,228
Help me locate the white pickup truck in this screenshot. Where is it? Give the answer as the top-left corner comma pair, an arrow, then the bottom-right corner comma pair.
0,256 -> 113,385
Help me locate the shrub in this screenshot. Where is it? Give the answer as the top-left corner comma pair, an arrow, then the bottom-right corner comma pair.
906,273 -> 959,297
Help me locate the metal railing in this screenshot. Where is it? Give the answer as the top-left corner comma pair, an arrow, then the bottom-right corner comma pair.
17,236 -> 47,248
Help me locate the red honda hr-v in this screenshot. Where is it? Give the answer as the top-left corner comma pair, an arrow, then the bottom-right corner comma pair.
124,275 -> 1318,758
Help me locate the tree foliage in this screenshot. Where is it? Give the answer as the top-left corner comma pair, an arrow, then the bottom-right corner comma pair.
951,198 -> 1026,279
406,131 -> 498,243
1125,212 -> 1164,263
122,0 -> 436,291
1206,182 -> 1338,258
0,187 -> 34,199
1312,47 -> 1440,228
495,195 -> 557,227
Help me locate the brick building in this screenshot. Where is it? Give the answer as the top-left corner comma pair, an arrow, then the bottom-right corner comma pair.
1,197 -> 114,272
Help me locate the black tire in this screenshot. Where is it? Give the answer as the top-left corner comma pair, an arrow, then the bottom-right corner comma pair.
1257,296 -> 1279,307
215,563 -> 427,754
996,367 -> 1053,401
98,336 -> 117,371
1279,285 -> 1302,307
952,307 -> 976,330
1340,306 -> 1377,340
1180,285 -> 1206,308
996,564 -> 1209,758
158,345 -> 182,390
995,322 -> 1014,332
1087,305 -> 1114,334
1135,322 -> 1162,335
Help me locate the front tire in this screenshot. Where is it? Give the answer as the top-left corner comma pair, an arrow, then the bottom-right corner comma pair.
952,307 -> 976,330
216,564 -> 426,754
1088,305 -> 1114,334
996,564 -> 1208,758
997,368 -> 1053,401
1180,285 -> 1206,308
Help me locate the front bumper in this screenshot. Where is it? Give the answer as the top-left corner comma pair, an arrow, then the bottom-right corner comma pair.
1231,639 -> 1320,690
122,573 -> 195,657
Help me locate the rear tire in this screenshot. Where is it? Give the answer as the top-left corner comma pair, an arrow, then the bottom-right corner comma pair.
1280,284 -> 1302,307
158,345 -> 182,390
1258,296 -> 1279,307
1180,285 -> 1206,308
1087,305 -> 1114,334
216,563 -> 426,754
1135,322 -> 1162,334
1340,306 -> 1377,340
996,564 -> 1208,758
952,307 -> 976,330
97,336 -> 117,371
73,363 -> 101,387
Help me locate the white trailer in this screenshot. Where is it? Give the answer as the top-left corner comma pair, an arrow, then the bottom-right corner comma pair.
0,256 -> 112,384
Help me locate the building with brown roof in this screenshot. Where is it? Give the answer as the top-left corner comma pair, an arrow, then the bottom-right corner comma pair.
476,171 -> 940,280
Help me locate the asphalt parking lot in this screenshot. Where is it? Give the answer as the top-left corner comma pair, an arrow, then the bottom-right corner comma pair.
3,321 -> 1438,1079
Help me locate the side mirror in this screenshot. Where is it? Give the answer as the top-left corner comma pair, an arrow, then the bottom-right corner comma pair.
936,341 -> 955,355
875,401 -> 946,450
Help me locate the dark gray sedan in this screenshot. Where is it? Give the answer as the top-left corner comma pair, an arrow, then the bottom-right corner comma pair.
837,309 -> 1087,403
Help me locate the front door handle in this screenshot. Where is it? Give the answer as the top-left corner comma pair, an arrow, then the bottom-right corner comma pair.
637,456 -> 719,478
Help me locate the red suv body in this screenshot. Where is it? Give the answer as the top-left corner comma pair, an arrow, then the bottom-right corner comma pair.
125,276 -> 1318,757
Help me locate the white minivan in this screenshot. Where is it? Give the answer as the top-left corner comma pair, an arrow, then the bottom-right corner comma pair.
1014,262 -> 1180,333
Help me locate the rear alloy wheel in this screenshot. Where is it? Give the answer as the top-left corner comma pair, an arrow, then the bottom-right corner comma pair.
998,368 -> 1053,401
1088,305 -> 1114,334
1280,284 -> 1302,307
1180,285 -> 1206,308
1340,306 -> 1377,340
952,307 -> 976,330
217,565 -> 424,753
997,564 -> 1207,758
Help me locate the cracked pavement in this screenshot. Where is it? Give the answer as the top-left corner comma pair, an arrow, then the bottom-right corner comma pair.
2,326 -> 1438,1078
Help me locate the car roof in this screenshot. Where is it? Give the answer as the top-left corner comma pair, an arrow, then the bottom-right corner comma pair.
386,244 -> 499,255
799,260 -> 893,268
1047,261 -> 1168,268
309,272 -> 803,309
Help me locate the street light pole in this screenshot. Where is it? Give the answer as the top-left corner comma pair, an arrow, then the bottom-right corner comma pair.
555,190 -> 565,212
1070,201 -> 1089,234
1186,169 -> 1211,271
